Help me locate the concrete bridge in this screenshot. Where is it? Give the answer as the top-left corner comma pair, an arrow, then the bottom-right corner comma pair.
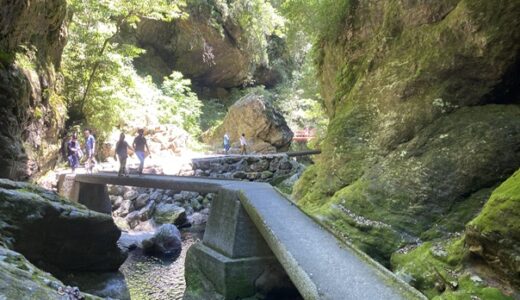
67,173 -> 425,300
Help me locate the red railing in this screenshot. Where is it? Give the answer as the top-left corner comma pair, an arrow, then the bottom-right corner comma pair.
293,128 -> 316,142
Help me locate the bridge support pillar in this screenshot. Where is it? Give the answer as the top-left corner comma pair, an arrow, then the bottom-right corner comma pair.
57,174 -> 111,215
76,182 -> 112,214
184,189 -> 291,299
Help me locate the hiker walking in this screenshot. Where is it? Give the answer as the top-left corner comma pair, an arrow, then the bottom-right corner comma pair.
239,133 -> 247,155
133,129 -> 151,175
114,133 -> 133,177
67,133 -> 80,173
223,133 -> 231,154
83,129 -> 96,173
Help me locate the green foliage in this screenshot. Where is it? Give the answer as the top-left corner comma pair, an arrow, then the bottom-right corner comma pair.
63,0 -> 186,136
158,72 -> 202,135
200,99 -> 226,131
281,0 -> 351,41
228,0 -> 285,65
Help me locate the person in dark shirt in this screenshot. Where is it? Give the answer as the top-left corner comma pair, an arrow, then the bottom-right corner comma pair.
133,129 -> 151,175
114,133 -> 133,177
67,133 -> 80,172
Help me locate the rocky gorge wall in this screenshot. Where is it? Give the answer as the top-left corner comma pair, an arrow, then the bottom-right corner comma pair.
0,0 -> 68,180
132,0 -> 292,98
293,0 -> 520,297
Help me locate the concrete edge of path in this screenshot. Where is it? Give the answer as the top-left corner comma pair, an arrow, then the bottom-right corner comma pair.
73,173 -> 426,299
233,186 -> 427,300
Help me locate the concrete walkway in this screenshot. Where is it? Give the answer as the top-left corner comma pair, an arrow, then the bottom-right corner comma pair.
74,173 -> 425,299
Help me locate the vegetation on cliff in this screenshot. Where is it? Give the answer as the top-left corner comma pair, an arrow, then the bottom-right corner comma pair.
289,0 -> 520,297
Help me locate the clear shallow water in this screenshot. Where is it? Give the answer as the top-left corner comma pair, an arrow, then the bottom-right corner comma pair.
120,230 -> 202,300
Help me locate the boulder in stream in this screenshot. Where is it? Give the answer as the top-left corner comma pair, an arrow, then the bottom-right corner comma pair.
142,224 -> 182,256
154,203 -> 187,226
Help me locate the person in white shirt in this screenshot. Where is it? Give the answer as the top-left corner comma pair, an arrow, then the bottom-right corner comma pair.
239,133 -> 247,155
223,133 -> 230,154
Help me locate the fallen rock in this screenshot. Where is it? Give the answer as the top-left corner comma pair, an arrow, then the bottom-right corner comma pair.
154,203 -> 187,226
203,93 -> 293,152
125,211 -> 141,229
134,194 -> 149,209
188,212 -> 209,226
123,190 -> 139,201
113,200 -> 134,218
138,200 -> 156,221
142,224 -> 182,256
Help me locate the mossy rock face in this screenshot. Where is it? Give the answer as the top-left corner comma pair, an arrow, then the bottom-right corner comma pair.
466,169 -> 520,286
0,0 -> 68,180
391,239 -> 514,299
294,0 -> 520,266
133,1 -> 293,92
0,246 -> 101,300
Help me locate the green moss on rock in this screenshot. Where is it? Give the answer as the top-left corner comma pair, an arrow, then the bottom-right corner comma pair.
294,0 -> 520,270
391,239 -> 512,299
465,169 -> 520,286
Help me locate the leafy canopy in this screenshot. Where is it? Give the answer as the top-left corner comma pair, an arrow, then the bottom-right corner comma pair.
63,0 -> 204,137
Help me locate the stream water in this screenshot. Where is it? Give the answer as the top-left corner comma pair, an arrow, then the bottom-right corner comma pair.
120,229 -> 203,300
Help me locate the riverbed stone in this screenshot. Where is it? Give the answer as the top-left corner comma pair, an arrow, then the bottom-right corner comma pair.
149,190 -> 163,202
142,224 -> 182,256
154,203 -> 187,226
123,190 -> 138,201
138,200 -> 156,221
108,185 -> 124,196
233,171 -> 247,179
125,211 -> 141,229
134,194 -> 149,209
114,200 -> 134,218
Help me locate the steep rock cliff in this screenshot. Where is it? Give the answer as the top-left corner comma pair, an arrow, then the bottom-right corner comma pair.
132,1 -> 292,97
294,0 -> 520,265
0,0 -> 68,180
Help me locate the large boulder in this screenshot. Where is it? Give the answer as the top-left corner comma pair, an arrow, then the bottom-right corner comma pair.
0,0 -> 68,180
294,0 -> 520,264
142,224 -> 182,256
204,94 -> 293,152
0,179 -> 127,272
132,2 -> 292,95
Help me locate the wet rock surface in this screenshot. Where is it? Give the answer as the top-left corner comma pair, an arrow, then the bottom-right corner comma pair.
120,230 -> 202,300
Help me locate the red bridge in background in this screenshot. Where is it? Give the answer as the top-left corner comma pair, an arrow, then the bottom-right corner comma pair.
292,128 -> 316,143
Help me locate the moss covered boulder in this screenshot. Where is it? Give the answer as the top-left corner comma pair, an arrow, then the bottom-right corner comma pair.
0,179 -> 127,272
0,246 -> 101,299
294,0 -> 520,264
466,169 -> 520,286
